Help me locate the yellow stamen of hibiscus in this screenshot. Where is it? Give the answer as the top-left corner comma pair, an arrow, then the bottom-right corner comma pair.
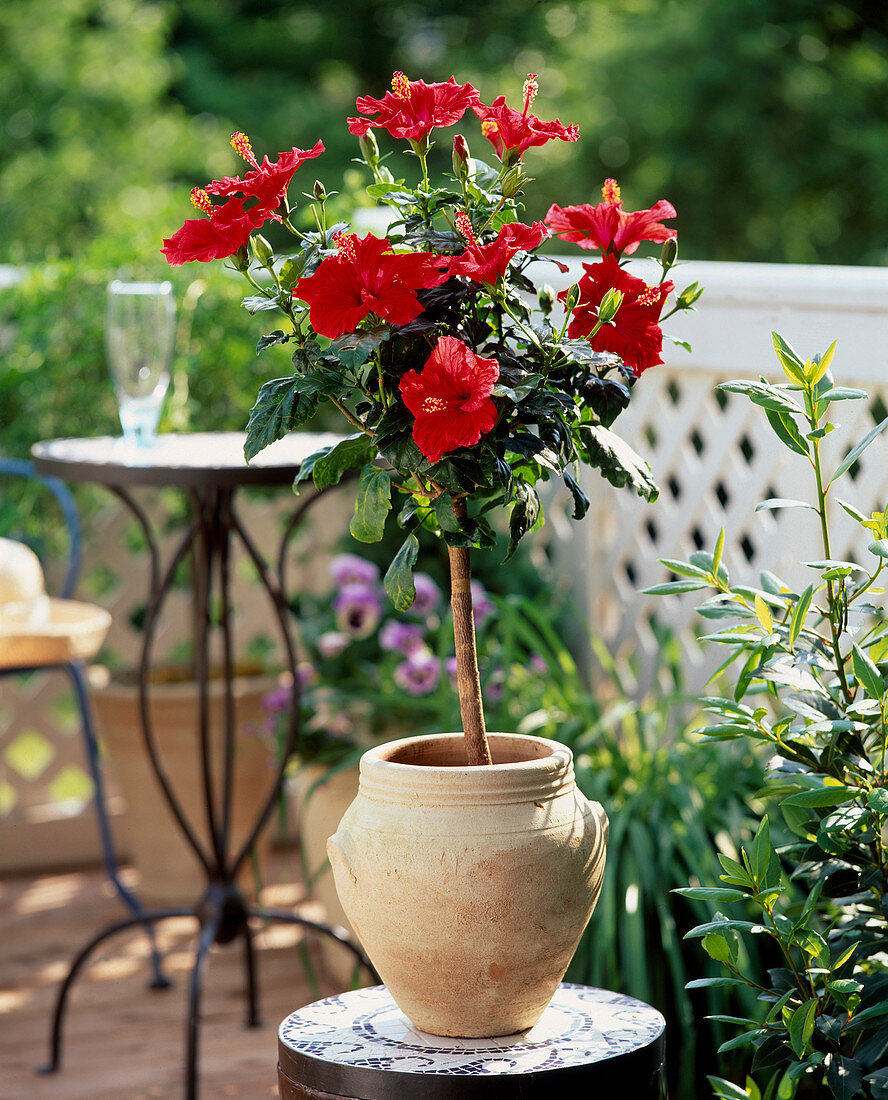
333,231 -> 358,263
455,212 -> 477,246
422,396 -> 447,413
522,73 -> 539,116
601,178 -> 621,204
481,120 -> 499,139
391,71 -> 411,100
230,131 -> 259,169
190,187 -> 213,216
636,285 -> 662,307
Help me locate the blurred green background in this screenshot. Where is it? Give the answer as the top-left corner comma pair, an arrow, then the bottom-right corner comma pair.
2,0 -> 888,453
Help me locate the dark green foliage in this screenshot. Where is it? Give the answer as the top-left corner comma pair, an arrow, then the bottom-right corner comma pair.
651,336 -> 888,1099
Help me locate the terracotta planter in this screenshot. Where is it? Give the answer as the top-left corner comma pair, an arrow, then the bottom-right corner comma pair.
94,673 -> 277,906
296,764 -> 362,985
327,732 -> 608,1037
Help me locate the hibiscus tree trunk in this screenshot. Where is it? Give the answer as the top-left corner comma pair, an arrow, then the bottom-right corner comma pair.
448,498 -> 493,767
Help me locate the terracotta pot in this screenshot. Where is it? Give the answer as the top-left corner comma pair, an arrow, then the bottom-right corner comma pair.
296,764 -> 362,986
94,673 -> 277,906
327,732 -> 608,1037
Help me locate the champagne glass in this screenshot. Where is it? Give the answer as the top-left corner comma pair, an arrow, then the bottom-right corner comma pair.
105,281 -> 176,444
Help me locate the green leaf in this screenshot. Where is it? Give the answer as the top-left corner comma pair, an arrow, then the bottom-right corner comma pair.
580,424 -> 659,501
383,533 -> 419,611
657,558 -> 711,579
243,375 -> 320,461
506,482 -> 541,560
719,379 -> 803,415
810,338 -> 838,383
641,579 -> 709,595
309,433 -> 375,492
765,407 -> 810,456
349,464 -> 392,543
852,642 -> 885,699
782,787 -> 858,808
788,998 -> 817,1058
702,931 -> 737,965
755,498 -> 817,513
869,540 -> 888,558
867,788 -> 888,813
831,415 -> 888,483
821,386 -> 867,402
328,327 -> 390,372
772,332 -> 808,385
836,498 -> 868,523
750,816 -> 771,886
789,585 -> 813,649
827,1055 -> 864,1100
707,1077 -> 753,1100
673,886 -> 747,903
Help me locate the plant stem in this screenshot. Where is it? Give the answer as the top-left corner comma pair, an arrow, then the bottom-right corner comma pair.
448,498 -> 492,766
811,437 -> 854,704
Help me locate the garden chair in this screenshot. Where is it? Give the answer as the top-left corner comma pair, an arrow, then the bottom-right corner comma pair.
0,457 -> 167,988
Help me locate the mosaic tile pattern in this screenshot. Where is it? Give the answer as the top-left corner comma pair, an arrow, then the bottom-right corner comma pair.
279,983 -> 664,1077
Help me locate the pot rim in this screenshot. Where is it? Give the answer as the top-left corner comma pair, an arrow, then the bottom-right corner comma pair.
357,732 -> 575,804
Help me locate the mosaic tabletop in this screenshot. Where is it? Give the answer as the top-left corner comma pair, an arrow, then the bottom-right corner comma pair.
278,983 -> 665,1098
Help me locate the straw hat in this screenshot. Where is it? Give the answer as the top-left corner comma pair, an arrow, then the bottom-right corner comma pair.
0,537 -> 111,667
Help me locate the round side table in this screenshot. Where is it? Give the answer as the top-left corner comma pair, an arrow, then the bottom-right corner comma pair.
277,983 -> 667,1099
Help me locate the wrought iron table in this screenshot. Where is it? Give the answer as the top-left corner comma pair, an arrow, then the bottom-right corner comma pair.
277,983 -> 667,1098
32,431 -> 376,1100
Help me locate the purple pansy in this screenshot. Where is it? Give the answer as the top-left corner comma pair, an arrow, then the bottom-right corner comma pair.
329,553 -> 380,587
393,651 -> 441,696
380,620 -> 426,655
410,573 -> 441,617
334,583 -> 383,638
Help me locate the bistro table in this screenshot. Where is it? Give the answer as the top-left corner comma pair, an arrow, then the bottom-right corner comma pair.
32,432 -> 376,1100
277,983 -> 667,1098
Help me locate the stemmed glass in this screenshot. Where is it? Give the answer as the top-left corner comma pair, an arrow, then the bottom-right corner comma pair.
105,281 -> 176,444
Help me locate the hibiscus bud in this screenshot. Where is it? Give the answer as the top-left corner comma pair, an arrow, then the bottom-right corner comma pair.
313,180 -> 327,202
598,288 -> 624,324
500,165 -> 528,198
359,132 -> 379,167
676,280 -> 703,309
660,238 -> 678,270
563,284 -> 581,313
538,283 -> 556,315
251,233 -> 274,268
452,135 -> 470,181
231,244 -> 250,272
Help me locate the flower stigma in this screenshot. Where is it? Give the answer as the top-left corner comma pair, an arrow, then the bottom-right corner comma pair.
391,71 -> 412,100
601,178 -> 622,204
522,73 -> 539,117
190,187 -> 213,216
332,231 -> 358,263
456,211 -> 477,246
230,131 -> 259,169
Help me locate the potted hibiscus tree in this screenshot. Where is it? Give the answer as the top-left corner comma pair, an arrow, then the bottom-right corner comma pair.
162,71 -> 700,1037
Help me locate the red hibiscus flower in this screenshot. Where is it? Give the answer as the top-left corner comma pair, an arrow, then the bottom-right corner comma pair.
563,253 -> 674,377
449,220 -> 549,287
399,336 -> 499,463
206,138 -> 325,222
347,72 -> 480,143
293,232 -> 450,339
472,74 -> 578,162
161,194 -> 266,266
546,179 -> 676,258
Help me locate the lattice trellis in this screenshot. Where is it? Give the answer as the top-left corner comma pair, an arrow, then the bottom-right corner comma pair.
0,481 -> 355,872
556,259 -> 888,697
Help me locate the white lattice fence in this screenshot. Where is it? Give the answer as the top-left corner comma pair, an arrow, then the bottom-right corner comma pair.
554,259 -> 888,695
0,482 -> 355,873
